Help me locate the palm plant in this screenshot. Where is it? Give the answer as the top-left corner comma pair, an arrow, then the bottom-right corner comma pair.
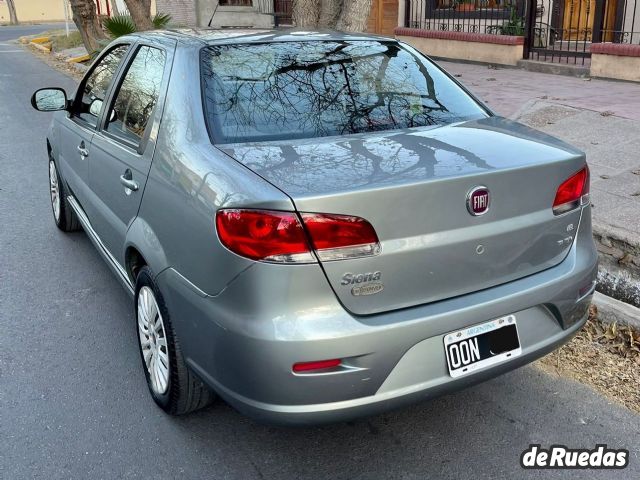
103,12 -> 172,38
103,14 -> 137,38
152,13 -> 172,29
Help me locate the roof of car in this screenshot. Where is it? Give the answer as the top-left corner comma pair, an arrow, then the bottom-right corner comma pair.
133,28 -> 396,46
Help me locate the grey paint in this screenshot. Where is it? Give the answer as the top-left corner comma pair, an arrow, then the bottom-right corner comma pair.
39,29 -> 597,425
221,118 -> 587,315
6,31 -> 639,479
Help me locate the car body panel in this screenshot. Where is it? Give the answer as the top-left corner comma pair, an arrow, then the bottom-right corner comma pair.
155,203 -> 596,424
220,118 -> 586,314
40,30 -> 598,425
88,40 -> 176,262
53,41 -> 134,223
56,115 -> 94,208
136,43 -> 295,295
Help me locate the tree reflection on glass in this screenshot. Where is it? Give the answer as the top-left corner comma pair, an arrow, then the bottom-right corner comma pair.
78,45 -> 129,126
106,46 -> 166,144
201,41 -> 486,144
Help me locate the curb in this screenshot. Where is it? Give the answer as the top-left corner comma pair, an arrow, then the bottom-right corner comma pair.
30,36 -> 50,44
516,59 -> 590,78
592,292 -> 640,329
66,54 -> 91,63
29,41 -> 51,53
592,221 -> 640,309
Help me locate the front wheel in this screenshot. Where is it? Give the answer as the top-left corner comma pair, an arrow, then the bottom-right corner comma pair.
48,158 -> 80,232
135,266 -> 214,415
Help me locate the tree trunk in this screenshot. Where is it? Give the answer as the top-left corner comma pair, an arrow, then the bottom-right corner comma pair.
318,0 -> 342,28
292,0 -> 320,27
69,0 -> 107,53
123,0 -> 153,31
6,0 -> 19,25
110,0 -> 121,16
336,0 -> 373,32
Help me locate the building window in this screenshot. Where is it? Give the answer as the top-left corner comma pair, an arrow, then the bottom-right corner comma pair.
219,0 -> 253,6
437,0 -> 506,7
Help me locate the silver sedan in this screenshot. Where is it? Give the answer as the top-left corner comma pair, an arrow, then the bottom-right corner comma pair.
32,29 -> 597,425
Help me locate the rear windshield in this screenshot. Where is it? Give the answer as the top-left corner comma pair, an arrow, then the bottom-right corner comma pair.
201,40 -> 487,144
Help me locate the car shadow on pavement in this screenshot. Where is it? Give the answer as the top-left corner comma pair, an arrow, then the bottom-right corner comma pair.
163,366 -> 638,480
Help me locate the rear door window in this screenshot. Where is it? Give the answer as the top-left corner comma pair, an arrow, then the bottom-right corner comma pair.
105,45 -> 167,148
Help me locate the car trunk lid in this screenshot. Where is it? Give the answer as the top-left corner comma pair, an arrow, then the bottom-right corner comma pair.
219,117 -> 586,315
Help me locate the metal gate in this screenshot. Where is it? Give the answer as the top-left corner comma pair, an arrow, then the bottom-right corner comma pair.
404,0 -> 639,66
274,0 -> 293,26
524,0 -> 640,64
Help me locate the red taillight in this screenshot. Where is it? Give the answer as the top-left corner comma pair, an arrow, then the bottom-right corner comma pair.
293,359 -> 341,373
216,209 -> 380,263
553,166 -> 590,215
215,209 -> 314,263
301,213 -> 380,261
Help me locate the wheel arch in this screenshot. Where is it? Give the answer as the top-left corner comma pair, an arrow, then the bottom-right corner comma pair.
125,217 -> 170,284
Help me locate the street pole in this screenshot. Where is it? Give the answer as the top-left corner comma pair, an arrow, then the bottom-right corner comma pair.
64,0 -> 70,37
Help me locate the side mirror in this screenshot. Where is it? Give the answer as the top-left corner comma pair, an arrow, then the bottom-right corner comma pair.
89,98 -> 103,117
31,88 -> 68,112
89,98 -> 117,123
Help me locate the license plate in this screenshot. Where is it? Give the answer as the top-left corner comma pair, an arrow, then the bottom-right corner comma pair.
444,315 -> 522,378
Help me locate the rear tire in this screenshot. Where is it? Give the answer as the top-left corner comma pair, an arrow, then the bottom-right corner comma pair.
48,157 -> 80,232
135,266 -> 214,415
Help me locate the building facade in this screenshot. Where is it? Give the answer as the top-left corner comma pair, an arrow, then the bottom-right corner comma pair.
0,1 -> 156,24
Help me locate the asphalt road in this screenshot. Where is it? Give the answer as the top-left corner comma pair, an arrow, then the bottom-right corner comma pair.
0,22 -> 75,43
1,32 -> 639,480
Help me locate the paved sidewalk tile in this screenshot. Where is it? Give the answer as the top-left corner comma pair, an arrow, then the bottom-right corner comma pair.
527,107 -> 639,239
436,60 -> 640,242
438,60 -> 640,121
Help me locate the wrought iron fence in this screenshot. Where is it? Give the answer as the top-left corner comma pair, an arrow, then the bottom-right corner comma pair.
528,0 -> 640,64
404,0 -> 528,35
404,0 -> 640,65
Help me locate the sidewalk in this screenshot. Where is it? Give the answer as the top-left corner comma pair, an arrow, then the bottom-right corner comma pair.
439,60 -> 640,121
439,60 -> 640,307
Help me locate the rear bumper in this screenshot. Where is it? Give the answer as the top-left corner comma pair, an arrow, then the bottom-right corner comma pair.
156,207 -> 598,426
201,314 -> 587,426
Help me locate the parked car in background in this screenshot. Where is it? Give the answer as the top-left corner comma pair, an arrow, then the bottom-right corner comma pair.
32,29 -> 597,425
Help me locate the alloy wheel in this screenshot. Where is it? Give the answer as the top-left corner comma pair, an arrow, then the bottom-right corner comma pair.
137,286 -> 170,395
49,160 -> 60,222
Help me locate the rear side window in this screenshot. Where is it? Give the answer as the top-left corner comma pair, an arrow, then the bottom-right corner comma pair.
105,45 -> 166,147
201,40 -> 487,144
76,45 -> 129,127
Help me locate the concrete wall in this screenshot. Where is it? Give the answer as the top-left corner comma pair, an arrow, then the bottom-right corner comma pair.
0,0 -> 156,24
156,0 -> 197,26
155,0 -> 274,28
0,0 -> 66,23
591,50 -> 640,82
396,32 -> 524,66
196,1 -> 273,28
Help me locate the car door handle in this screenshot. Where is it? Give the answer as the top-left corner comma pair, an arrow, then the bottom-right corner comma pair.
120,170 -> 139,192
77,144 -> 89,158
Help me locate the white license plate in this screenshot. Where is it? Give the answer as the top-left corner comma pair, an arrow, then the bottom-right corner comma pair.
444,315 -> 522,378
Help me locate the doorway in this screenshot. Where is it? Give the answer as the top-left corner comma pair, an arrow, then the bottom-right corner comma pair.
367,0 -> 399,35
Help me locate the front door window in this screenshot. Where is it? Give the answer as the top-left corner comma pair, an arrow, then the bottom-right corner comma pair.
75,45 -> 129,128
